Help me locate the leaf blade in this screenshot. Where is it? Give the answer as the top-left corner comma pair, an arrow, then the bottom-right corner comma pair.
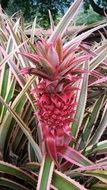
52,170 -> 87,190
37,155 -> 54,190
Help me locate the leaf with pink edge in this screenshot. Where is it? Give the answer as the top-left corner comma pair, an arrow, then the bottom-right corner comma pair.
84,170 -> 107,184
37,155 -> 54,190
89,102 -> 107,146
20,52 -> 39,64
64,23 -> 107,49
55,38 -> 63,62
71,61 -> 89,138
89,77 -> 107,86
58,146 -> 92,167
45,134 -> 58,164
52,170 -> 87,190
48,0 -> 83,43
47,46 -> 59,67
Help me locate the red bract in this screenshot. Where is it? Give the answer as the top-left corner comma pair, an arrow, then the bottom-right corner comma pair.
21,38 -> 87,164
33,80 -> 76,162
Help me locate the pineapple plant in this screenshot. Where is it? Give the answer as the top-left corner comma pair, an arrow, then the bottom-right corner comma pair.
20,38 -> 88,165
0,0 -> 107,189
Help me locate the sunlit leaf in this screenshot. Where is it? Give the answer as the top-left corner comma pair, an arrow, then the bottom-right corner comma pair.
71,62 -> 89,138
37,155 -> 54,190
86,140 -> 107,156
52,170 -> 87,190
48,0 -> 83,43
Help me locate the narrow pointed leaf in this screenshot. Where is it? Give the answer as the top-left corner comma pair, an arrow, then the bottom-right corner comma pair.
48,0 -> 83,43
85,170 -> 107,184
64,23 -> 107,49
89,103 -> 107,145
74,162 -> 107,172
58,146 -> 92,167
48,10 -> 54,30
0,161 -> 36,187
0,78 -> 15,121
52,170 -> 87,190
30,17 -> 37,44
89,47 -> 107,71
86,140 -> 107,156
0,75 -> 35,155
0,177 -> 29,190
78,95 -> 105,150
37,155 -> 54,190
71,62 -> 89,138
0,40 -> 28,67
89,77 -> 107,86
0,96 -> 42,162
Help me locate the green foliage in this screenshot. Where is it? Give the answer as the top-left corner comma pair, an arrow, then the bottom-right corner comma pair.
97,0 -> 107,7
1,0 -> 107,27
76,8 -> 102,25
83,0 -> 90,12
0,0 -> 74,27
5,0 -> 34,21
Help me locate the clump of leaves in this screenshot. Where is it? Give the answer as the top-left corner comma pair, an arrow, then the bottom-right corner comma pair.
0,0 -> 107,189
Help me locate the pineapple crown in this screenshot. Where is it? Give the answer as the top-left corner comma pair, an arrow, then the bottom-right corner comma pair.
21,38 -> 87,83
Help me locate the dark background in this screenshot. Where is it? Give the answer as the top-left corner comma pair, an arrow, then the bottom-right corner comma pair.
0,0 -> 107,27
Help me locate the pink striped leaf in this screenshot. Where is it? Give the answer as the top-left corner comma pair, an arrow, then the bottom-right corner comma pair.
58,146 -> 92,167
37,155 -> 54,190
89,77 -> 107,86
